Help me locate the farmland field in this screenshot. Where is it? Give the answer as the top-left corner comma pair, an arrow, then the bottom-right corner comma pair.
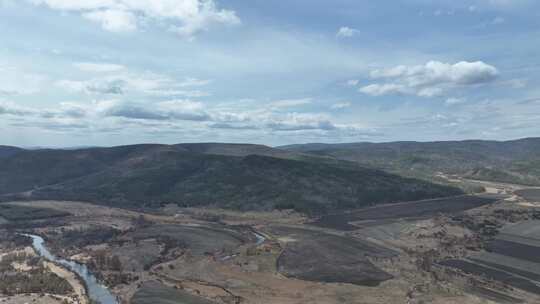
486,239 -> 540,263
131,281 -> 214,304
465,286 -> 523,304
0,203 -> 70,221
441,220 -> 540,297
515,189 -> 540,202
124,224 -> 247,255
265,226 -> 397,286
470,256 -> 540,281
311,195 -> 498,231
438,259 -> 540,295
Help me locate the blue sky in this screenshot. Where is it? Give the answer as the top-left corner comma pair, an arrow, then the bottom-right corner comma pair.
1,0 -> 539,147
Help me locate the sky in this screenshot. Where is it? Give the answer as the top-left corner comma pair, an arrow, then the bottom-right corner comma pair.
1,0 -> 539,147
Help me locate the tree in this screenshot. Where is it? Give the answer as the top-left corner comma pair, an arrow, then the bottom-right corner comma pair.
133,215 -> 151,228
110,255 -> 122,272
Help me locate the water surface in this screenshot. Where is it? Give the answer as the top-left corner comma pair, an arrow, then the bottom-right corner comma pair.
23,234 -> 118,304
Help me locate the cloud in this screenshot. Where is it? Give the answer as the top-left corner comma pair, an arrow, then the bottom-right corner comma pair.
83,9 -> 137,32
144,89 -> 211,98
0,89 -> 22,96
74,62 -> 126,72
336,26 -> 360,38
477,16 -> 507,28
0,100 -> 97,120
484,0 -> 533,9
177,77 -> 212,87
445,97 -> 467,105
505,78 -> 527,89
0,101 -> 34,116
0,71 -> 47,96
331,102 -> 351,109
208,122 -> 258,130
56,71 -> 211,96
360,60 -> 499,97
359,83 -> 411,96
369,61 -> 499,85
0,97 -> 376,137
28,0 -> 240,37
269,98 -> 312,108
265,113 -> 336,131
345,79 -> 359,86
491,16 -> 506,25
57,79 -> 126,95
101,99 -> 211,121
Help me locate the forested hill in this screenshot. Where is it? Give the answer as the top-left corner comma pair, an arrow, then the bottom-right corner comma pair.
0,146 -> 23,158
0,143 -> 460,214
280,138 -> 540,186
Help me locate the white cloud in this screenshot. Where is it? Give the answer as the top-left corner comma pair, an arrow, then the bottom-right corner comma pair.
417,87 -> 444,97
370,61 -> 499,85
28,0 -> 240,37
144,89 -> 211,98
83,9 -> 137,32
331,102 -> 351,109
485,0 -> 532,8
57,79 -> 125,95
74,62 -> 126,72
491,16 -> 506,25
336,26 -> 359,38
269,98 -> 312,108
102,99 -> 210,121
505,78 -> 527,89
0,100 -> 89,119
0,72 -> 47,96
359,83 -> 410,96
361,60 -> 499,97
1,98 -> 375,136
177,77 -> 212,87
477,16 -> 507,28
445,97 -> 467,105
56,71 -> 211,96
265,113 -> 336,131
0,101 -> 35,116
345,79 -> 359,86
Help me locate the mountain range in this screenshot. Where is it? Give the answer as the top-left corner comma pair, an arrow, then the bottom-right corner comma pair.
281,138 -> 540,186
2,138 -> 539,214
0,143 -> 460,214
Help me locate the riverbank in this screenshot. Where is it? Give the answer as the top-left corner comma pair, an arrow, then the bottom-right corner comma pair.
23,234 -> 118,304
44,261 -> 88,304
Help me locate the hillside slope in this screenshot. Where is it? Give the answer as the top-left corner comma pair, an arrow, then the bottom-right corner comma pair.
0,146 -> 23,158
280,138 -> 540,185
0,144 -> 461,214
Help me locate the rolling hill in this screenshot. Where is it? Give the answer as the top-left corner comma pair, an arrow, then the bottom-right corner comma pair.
279,138 -> 540,186
0,146 -> 23,158
0,144 -> 460,214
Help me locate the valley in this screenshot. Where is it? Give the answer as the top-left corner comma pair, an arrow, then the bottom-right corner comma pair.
1,140 -> 540,303
3,0 -> 540,301
1,181 -> 540,303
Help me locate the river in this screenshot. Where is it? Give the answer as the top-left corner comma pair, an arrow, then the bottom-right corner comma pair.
23,234 -> 118,304
253,232 -> 266,246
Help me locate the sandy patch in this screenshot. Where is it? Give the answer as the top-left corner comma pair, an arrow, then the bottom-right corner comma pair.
44,262 -> 88,304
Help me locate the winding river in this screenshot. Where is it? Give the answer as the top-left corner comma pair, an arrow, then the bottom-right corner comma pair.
253,232 -> 266,246
21,231 -> 265,303
23,234 -> 118,304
